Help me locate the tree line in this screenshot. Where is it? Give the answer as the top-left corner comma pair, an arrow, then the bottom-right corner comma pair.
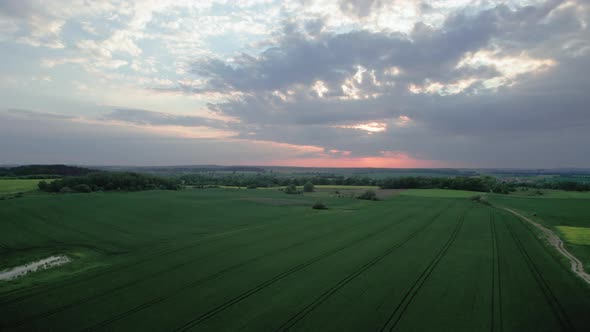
38,172 -> 180,193
179,174 -> 378,188
0,164 -> 94,178
182,173 -> 589,193
30,170 -> 590,194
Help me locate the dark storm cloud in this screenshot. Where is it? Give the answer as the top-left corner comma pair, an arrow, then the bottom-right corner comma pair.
103,108 -> 228,129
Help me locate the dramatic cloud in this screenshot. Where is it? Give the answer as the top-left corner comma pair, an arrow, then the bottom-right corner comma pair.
1,0 -> 589,167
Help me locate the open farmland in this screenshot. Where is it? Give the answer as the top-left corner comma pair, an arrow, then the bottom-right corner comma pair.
489,193 -> 590,276
0,179 -> 46,195
1,189 -> 590,331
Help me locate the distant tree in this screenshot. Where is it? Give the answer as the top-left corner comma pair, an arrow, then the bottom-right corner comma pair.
73,184 -> 92,193
60,186 -> 74,193
38,180 -> 49,191
357,190 -> 378,201
285,184 -> 299,194
303,182 -> 315,192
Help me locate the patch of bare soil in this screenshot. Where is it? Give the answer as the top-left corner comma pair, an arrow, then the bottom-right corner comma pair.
0,255 -> 71,281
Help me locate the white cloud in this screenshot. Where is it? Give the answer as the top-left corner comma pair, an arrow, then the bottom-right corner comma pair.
16,15 -> 65,48
336,122 -> 387,133
312,80 -> 328,98
31,76 -> 52,82
409,78 -> 477,96
456,50 -> 557,89
41,57 -> 87,68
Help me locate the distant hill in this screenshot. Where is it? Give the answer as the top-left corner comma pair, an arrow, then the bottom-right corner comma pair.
0,164 -> 95,178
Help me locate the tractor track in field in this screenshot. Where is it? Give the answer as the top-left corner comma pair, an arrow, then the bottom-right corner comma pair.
490,213 -> 503,332
379,209 -> 468,332
4,217 -> 65,246
273,204 -> 452,332
5,206 -> 425,329
80,207 -> 424,331
3,210 -> 390,328
171,208 -> 432,332
502,215 -> 575,332
37,215 -> 134,249
0,212 -> 298,305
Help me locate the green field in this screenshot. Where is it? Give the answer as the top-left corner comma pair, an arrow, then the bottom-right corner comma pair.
1,189 -> 590,331
489,193 -> 590,273
509,189 -> 590,199
0,179 -> 45,195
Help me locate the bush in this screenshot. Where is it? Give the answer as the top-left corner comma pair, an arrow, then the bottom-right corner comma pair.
470,195 -> 482,201
38,180 -> 49,191
60,186 -> 74,193
73,184 -> 92,193
357,190 -> 378,201
312,201 -> 327,209
285,184 -> 300,194
303,182 -> 314,192
471,195 -> 490,205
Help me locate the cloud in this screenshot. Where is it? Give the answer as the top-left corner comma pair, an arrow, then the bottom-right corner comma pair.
188,5 -> 503,97
2,108 -> 75,120
102,108 -> 229,129
168,0 -> 590,166
1,0 -> 589,167
339,0 -> 386,18
0,108 -> 391,166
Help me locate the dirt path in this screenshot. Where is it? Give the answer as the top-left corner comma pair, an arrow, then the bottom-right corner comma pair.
503,208 -> 590,286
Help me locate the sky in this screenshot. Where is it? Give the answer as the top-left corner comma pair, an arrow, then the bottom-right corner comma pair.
0,0 -> 589,168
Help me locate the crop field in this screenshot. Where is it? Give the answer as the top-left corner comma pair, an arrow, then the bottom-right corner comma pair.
1,189 -> 590,331
0,179 -> 46,195
509,189 -> 590,199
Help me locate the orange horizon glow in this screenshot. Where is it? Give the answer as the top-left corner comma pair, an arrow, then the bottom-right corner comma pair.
265,153 -> 451,168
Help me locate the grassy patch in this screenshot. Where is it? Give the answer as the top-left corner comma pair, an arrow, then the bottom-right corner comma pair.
0,179 -> 50,195
556,226 -> 590,245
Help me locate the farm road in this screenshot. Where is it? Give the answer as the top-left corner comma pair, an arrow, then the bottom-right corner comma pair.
503,208 -> 590,285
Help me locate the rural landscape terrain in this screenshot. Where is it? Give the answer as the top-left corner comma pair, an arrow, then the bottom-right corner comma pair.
2,0 -> 590,330
1,165 -> 590,331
